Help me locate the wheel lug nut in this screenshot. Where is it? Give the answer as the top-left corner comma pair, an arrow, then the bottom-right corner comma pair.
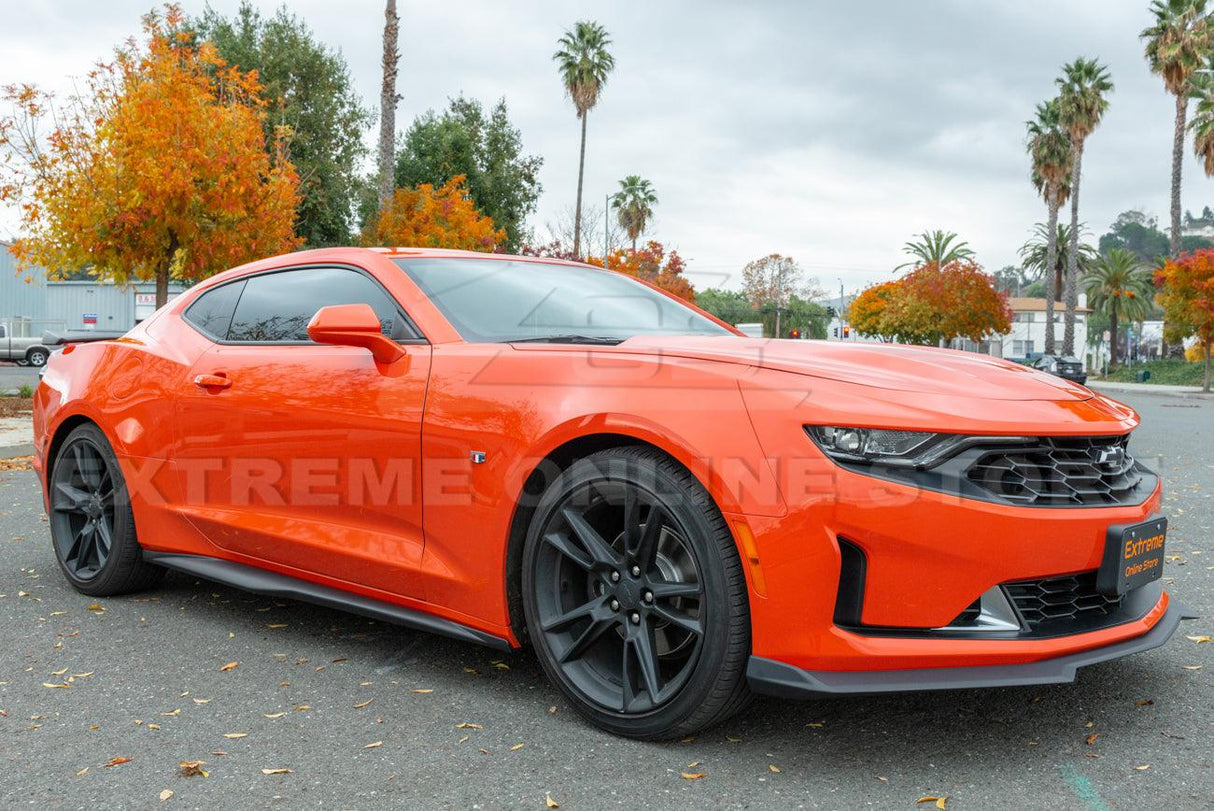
630,565 -> 641,577
643,591 -> 653,604
629,612 -> 640,625
610,571 -> 620,583
609,599 -> 620,611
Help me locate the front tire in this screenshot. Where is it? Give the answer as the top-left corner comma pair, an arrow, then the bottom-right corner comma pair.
48,424 -> 163,596
522,446 -> 751,739
26,348 -> 48,367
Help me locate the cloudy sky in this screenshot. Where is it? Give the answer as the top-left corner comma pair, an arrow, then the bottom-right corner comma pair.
2,0 -> 1211,293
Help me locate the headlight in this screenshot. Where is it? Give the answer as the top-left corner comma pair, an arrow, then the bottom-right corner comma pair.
805,426 -> 1031,469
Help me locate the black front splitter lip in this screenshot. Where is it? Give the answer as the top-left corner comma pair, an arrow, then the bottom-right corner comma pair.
747,600 -> 1196,699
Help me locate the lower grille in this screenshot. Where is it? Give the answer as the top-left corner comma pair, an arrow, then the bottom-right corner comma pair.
1004,571 -> 1123,631
966,435 -> 1144,507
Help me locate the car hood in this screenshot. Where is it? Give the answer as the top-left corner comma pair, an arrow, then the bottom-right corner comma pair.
618,336 -> 1091,401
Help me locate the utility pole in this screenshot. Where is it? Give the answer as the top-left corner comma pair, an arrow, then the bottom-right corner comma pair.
838,278 -> 845,340
604,193 -> 610,269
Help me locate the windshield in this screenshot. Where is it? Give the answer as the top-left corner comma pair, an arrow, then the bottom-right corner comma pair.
394,258 -> 732,343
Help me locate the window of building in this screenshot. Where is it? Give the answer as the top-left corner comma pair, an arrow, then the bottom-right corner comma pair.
1012,340 -> 1034,356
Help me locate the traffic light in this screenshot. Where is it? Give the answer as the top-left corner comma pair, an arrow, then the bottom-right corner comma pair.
789,328 -> 801,339
826,306 -> 837,318
832,326 -> 839,338
842,325 -> 850,339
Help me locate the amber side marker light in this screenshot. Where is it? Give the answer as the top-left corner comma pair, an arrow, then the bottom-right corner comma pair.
731,520 -> 767,596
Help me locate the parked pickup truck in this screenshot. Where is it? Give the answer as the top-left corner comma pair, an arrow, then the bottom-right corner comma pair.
0,322 -> 51,367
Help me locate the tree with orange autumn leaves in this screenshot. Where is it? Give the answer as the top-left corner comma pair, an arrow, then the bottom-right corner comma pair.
0,5 -> 301,306
851,260 -> 1011,345
519,239 -> 696,301
362,174 -> 506,252
1156,249 -> 1214,392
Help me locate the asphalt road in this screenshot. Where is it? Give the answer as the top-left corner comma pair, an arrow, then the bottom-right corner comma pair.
0,364 -> 40,393
0,389 -> 1211,809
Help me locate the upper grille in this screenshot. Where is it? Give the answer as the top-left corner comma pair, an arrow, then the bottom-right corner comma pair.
965,435 -> 1144,507
1004,571 -> 1123,630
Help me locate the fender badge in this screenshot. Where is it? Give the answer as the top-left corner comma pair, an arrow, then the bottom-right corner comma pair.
470,451 -> 487,464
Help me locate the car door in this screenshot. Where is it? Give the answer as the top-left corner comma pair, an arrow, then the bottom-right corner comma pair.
172,265 -> 432,598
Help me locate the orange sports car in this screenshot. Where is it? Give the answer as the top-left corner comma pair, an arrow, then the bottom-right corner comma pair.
32,247 -> 1190,739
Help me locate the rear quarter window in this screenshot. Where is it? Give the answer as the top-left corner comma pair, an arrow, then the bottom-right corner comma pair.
183,281 -> 246,340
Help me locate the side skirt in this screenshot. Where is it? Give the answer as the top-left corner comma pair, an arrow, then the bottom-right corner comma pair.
144,552 -> 512,651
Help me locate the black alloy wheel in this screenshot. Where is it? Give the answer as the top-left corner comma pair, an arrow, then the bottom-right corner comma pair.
48,424 -> 163,596
523,447 -> 751,739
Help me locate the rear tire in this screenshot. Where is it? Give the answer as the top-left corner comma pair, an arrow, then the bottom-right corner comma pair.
48,423 -> 164,596
522,446 -> 751,739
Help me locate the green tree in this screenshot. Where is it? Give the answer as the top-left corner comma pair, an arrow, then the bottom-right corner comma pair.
695,288 -> 755,325
1083,248 -> 1155,369
896,229 -> 974,271
762,294 -> 828,339
553,20 -> 615,259
394,96 -> 542,251
610,175 -> 658,252
1098,210 -> 1170,262
1020,222 -> 1098,304
1057,57 -> 1114,355
194,2 -> 371,246
992,265 -> 1031,296
1141,0 -> 1213,259
1025,97 -> 1073,352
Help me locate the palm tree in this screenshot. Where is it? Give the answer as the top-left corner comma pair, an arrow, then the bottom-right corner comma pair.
895,230 -> 974,271
553,21 -> 615,259
1019,221 -> 1097,293
1057,58 -> 1114,356
611,175 -> 658,252
1188,66 -> 1214,173
1083,248 -> 1155,369
1025,98 -> 1073,353
377,0 -> 400,206
1141,0 -> 1213,259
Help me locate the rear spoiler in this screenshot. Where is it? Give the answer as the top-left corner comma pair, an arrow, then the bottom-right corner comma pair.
41,330 -> 128,347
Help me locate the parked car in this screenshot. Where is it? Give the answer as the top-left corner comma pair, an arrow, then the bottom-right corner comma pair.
31,247 -> 1188,739
1032,354 -> 1087,385
0,321 -> 51,367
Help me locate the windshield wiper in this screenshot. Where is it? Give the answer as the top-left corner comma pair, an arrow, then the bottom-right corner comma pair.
507,334 -> 624,345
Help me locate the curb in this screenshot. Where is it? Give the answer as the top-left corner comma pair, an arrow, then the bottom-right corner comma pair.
1088,382 -> 1214,401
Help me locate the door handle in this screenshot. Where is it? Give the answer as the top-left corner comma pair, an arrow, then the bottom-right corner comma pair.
193,373 -> 232,390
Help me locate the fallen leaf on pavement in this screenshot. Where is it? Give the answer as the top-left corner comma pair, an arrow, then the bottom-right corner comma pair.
1134,764 -> 1151,771
193,698 -> 211,704
726,736 -> 742,743
411,688 -> 433,694
364,741 -> 383,749
768,764 -> 781,773
545,794 -> 560,808
180,760 -> 209,778
223,733 -> 247,739
353,699 -> 374,709
1181,664 -> 1203,670
263,712 -> 286,719
159,789 -> 173,801
680,771 -> 705,780
1085,733 -> 1100,746
510,743 -> 524,751
1134,699 -> 1154,706
261,768 -> 293,775
104,757 -> 132,768
76,767 -> 88,776
42,682 -> 70,689
455,722 -> 483,729
1185,635 -> 1211,644
916,798 -> 948,810
267,624 -> 287,629
51,668 -> 68,676
219,661 -> 239,672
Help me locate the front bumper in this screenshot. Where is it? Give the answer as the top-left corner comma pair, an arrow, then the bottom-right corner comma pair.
747,597 -> 1195,698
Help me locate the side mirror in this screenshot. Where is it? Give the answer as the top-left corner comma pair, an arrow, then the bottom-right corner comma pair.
307,304 -> 405,365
